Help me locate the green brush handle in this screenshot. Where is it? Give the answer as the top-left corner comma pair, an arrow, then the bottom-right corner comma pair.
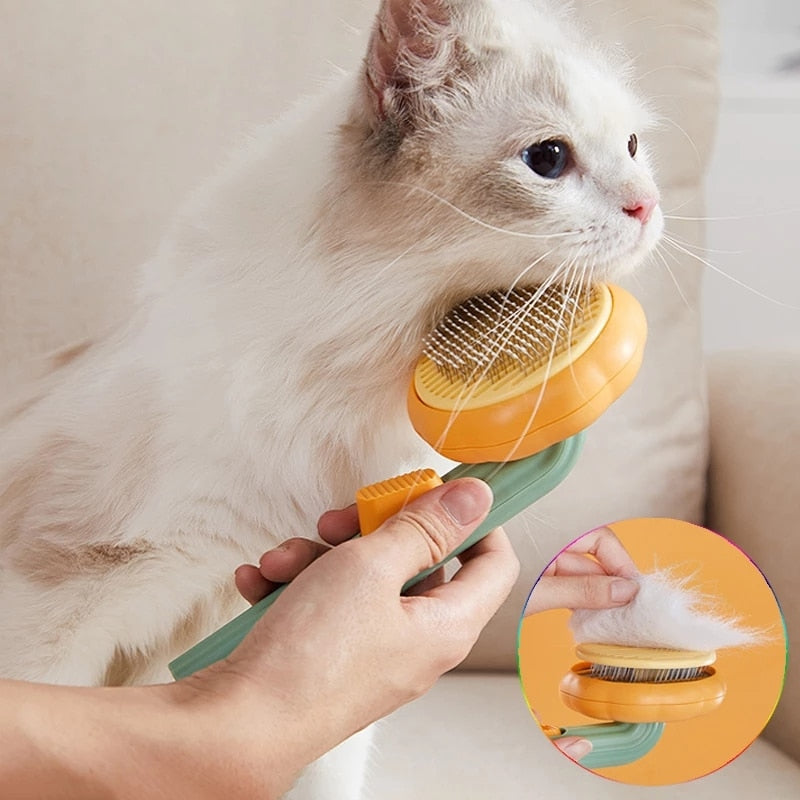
169,432 -> 585,680
553,721 -> 665,769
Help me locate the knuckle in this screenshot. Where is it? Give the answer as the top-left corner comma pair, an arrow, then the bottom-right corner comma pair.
334,539 -> 385,579
295,537 -> 321,560
409,672 -> 439,701
431,614 -> 477,671
582,574 -> 601,605
440,630 -> 475,670
385,663 -> 437,705
393,509 -> 453,566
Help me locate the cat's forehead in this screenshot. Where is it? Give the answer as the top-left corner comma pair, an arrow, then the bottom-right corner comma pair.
515,45 -> 646,130
469,2 -> 646,122
559,55 -> 650,135
460,45 -> 651,158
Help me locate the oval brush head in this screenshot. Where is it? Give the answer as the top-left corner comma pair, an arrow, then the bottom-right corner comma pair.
407,282 -> 646,463
559,643 -> 727,724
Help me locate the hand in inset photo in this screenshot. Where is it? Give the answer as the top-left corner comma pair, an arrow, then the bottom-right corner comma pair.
522,526 -> 641,763
524,526 -> 639,615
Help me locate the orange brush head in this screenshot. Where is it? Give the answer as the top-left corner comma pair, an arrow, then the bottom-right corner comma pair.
407,283 -> 647,463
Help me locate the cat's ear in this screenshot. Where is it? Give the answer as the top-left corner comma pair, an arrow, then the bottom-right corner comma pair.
364,0 -> 459,132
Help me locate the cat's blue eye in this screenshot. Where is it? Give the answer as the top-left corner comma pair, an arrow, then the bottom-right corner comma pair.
521,140 -> 570,179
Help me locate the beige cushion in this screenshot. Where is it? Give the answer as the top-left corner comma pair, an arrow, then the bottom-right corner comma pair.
707,349 -> 800,763
0,1 -> 717,672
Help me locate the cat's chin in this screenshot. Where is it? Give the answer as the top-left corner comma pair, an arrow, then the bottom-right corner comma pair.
594,247 -> 659,284
598,219 -> 664,283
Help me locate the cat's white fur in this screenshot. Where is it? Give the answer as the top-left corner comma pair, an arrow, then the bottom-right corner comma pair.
0,1 -> 662,797
570,569 -> 763,652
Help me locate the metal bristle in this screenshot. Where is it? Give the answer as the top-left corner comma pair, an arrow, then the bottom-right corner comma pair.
423,284 -> 594,385
588,663 -> 708,683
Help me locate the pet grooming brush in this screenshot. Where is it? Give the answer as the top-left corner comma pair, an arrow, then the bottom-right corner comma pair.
548,642 -> 726,768
169,282 -> 646,680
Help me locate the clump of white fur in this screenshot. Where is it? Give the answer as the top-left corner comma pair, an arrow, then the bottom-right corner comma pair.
570,569 -> 763,652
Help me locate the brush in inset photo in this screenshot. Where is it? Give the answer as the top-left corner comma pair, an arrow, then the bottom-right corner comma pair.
517,519 -> 786,786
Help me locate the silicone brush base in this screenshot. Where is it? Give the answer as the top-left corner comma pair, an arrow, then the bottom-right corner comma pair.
169,432 -> 584,680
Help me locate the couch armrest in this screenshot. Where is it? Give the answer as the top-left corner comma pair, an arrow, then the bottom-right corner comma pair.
706,349 -> 800,762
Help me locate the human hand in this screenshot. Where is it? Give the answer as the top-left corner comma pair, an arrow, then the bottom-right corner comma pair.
234,499 -> 451,602
554,735 -> 593,762
524,526 -> 639,615
193,478 -> 519,797
522,527 -> 639,762
233,503 -> 362,603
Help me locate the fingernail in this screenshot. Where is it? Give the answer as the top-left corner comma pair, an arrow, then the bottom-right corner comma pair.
440,480 -> 492,525
562,739 -> 593,761
610,578 -> 639,603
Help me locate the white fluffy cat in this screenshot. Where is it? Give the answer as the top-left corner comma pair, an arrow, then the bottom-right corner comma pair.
0,0 -> 662,797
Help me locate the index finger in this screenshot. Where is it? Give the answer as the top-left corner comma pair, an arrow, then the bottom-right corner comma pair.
563,526 -> 638,578
317,505 -> 360,545
420,526 -> 520,629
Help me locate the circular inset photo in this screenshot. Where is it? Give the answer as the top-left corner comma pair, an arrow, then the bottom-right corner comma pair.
517,518 -> 787,785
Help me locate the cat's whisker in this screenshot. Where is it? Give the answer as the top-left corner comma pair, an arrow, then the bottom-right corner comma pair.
659,115 -> 702,170
370,243 -> 417,283
513,511 -> 540,553
664,207 -> 800,223
439,266 -> 568,432
560,255 -> 585,393
370,180 -> 579,240
653,22 -> 714,37
653,244 -> 692,310
506,248 -> 558,296
473,270 -> 561,377
661,230 -> 743,256
324,60 -> 350,77
493,254 -> 585,474
663,196 -> 696,216
638,63 -> 711,83
661,234 -> 800,310
432,262 -> 574,458
567,253 -> 592,371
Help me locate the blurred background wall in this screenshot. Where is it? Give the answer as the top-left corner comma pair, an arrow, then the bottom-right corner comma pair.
703,0 -> 800,352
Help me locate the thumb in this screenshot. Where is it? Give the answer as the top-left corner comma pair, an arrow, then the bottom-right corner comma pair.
358,478 -> 493,586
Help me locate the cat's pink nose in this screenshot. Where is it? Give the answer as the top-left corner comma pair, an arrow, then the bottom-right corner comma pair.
624,196 -> 658,225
